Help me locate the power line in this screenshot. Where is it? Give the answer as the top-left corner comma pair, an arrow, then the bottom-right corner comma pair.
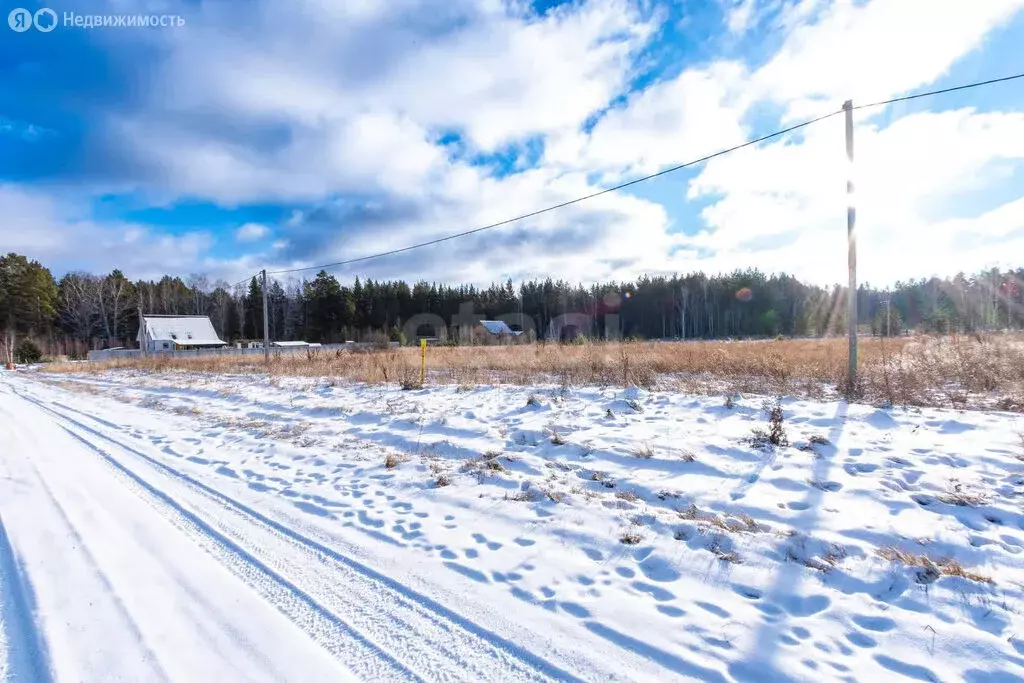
230,275 -> 254,290
257,70 -> 1024,278
853,71 -> 1024,110
266,109 -> 842,276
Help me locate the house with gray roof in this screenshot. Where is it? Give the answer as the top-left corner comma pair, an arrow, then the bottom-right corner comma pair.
137,315 -> 227,352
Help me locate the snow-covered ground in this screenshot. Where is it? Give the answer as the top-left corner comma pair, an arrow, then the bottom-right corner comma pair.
2,369 -> 1023,682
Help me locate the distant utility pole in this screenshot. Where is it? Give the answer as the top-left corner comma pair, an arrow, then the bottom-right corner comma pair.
261,269 -> 270,365
844,99 -> 858,389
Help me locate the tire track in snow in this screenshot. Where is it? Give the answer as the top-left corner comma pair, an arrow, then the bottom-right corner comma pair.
52,425 -> 415,682
15,451 -> 172,683
0,515 -> 54,683
16,387 -> 578,682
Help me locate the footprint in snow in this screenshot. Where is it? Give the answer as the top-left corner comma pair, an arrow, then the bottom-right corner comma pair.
850,615 -> 896,632
632,581 -> 674,602
733,585 -> 762,600
559,602 -> 591,619
444,561 -> 489,584
694,601 -> 729,618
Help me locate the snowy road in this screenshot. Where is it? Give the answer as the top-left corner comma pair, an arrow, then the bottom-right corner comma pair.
0,380 -> 587,682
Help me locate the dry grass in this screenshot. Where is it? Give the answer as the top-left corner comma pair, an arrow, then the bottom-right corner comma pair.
632,442 -> 654,459
47,333 -> 1024,409
678,504 -> 763,534
461,452 -> 508,476
936,480 -> 989,507
877,546 -> 993,584
614,490 -> 641,503
506,485 -> 564,504
707,537 -> 742,563
619,526 -> 644,545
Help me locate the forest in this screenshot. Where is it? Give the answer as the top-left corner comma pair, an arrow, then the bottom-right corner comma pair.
0,251 -> 1022,360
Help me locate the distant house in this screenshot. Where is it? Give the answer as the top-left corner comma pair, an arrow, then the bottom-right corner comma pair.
466,320 -> 525,345
137,315 -> 227,352
271,340 -> 319,348
479,320 -> 521,336
234,340 -> 322,349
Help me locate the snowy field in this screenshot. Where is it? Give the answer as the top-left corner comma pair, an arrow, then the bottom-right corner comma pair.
1,369 -> 1023,682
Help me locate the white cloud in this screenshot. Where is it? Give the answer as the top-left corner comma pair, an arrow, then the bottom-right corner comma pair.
145,0 -> 653,155
236,223 -> 270,242
0,185 -> 221,280
546,61 -> 751,177
685,108 -> 1024,284
753,0 -> 1024,118
270,163 -> 680,285
726,0 -> 757,34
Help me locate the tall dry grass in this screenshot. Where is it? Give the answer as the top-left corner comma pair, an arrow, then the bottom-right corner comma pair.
43,334 -> 1024,410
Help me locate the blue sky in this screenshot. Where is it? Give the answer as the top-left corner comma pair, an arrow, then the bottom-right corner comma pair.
2,0 -> 1023,287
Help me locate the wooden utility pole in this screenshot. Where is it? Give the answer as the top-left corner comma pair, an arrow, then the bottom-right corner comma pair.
261,269 -> 270,365
844,100 -> 858,389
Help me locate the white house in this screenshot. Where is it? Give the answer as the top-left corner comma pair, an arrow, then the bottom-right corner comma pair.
137,315 -> 227,352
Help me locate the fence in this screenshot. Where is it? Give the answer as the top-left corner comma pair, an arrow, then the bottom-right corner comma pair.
87,342 -> 398,362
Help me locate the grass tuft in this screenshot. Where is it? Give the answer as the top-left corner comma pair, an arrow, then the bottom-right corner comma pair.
937,480 -> 988,507
619,526 -> 644,545
632,442 -> 654,459
877,546 -> 993,584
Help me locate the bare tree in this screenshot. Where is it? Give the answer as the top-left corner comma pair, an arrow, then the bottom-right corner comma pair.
187,273 -> 210,314
58,272 -> 101,347
97,270 -> 131,347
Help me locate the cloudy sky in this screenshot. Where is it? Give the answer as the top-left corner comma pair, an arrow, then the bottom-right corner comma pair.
2,0 -> 1023,287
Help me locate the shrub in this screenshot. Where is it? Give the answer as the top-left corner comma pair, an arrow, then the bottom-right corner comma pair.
15,339 -> 42,364
766,399 -> 788,447
750,398 -> 788,449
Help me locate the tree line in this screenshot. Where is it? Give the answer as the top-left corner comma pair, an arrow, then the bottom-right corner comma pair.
0,251 -> 1022,361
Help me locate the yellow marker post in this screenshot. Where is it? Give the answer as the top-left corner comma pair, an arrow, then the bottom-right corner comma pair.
420,338 -> 427,385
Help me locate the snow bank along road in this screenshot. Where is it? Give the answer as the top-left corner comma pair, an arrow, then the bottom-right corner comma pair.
2,369 -> 1024,682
